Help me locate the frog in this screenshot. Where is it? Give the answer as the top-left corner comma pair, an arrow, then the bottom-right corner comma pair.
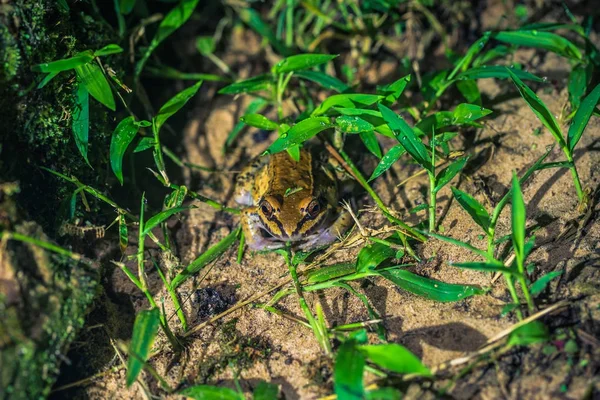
234,148 -> 354,251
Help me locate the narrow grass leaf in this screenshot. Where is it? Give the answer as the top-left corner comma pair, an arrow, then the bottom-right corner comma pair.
507,68 -> 565,148
427,230 -> 490,260
378,103 -> 432,172
72,82 -> 90,166
451,187 -> 490,234
451,261 -> 515,274
356,241 -> 395,272
126,308 -> 160,387
155,80 -> 203,131
456,66 -> 544,82
241,114 -> 279,130
294,70 -> 349,92
238,7 -> 290,56
473,45 -> 512,67
225,97 -> 268,150
273,53 -> 337,74
456,79 -> 481,105
365,388 -> 403,400
334,340 -> 365,400
368,144 -> 406,181
378,74 -> 411,104
306,263 -> 356,284
94,44 -> 124,57
380,268 -> 484,302
568,83 -> 600,152
312,94 -> 384,116
171,227 -> 240,288
135,0 -> 200,76
336,115 -> 375,133
453,103 -> 492,123
75,62 -> 116,111
511,173 -> 526,266
38,71 -> 59,88
492,30 -> 582,60
110,117 -> 140,185
179,385 -> 241,400
219,74 -> 272,94
145,65 -> 226,82
434,157 -> 467,193
134,137 -> 156,153
448,33 -> 490,80
507,320 -> 549,346
142,206 -> 191,236
520,22 -> 585,36
33,50 -> 94,73
530,270 -> 562,296
119,213 -> 128,253
334,108 -> 394,138
119,0 -> 136,15
266,117 -> 332,154
359,344 -> 431,376
253,381 -> 279,400
567,64 -> 588,111
359,131 -> 382,158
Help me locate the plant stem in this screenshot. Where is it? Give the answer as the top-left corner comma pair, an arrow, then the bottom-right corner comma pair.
428,172 -> 436,232
568,162 -> 585,204
504,274 -> 524,320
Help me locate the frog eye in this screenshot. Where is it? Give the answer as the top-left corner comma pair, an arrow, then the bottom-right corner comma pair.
259,200 -> 274,219
306,199 -> 321,219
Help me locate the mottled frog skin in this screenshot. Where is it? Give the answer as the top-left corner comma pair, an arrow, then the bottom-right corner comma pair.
234,149 -> 353,250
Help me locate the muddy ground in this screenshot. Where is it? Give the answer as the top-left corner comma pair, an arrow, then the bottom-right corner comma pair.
52,7 -> 600,400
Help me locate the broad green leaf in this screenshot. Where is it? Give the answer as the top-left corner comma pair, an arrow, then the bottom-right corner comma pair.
456,79 -> 481,105
72,82 -> 90,166
253,381 -> 279,400
219,74 -> 272,95
368,144 -> 406,181
266,117 -> 332,154
334,108 -> 394,138
336,115 -> 374,133
171,227 -> 240,288
179,385 -> 241,400
434,157 -> 467,193
135,0 -> 199,76
126,308 -> 160,387
94,44 -> 124,57
110,117 -> 140,185
154,80 -> 203,131
237,7 -> 290,56
456,66 -> 544,82
451,187 -> 490,233
119,0 -> 137,15
378,103 -> 432,172
294,70 -> 349,92
451,261 -> 515,274
134,137 -> 156,153
453,103 -> 492,123
142,206 -> 191,236
568,83 -> 600,152
507,68 -> 566,149
380,268 -> 485,302
492,30 -> 582,60
240,114 -> 279,130
359,344 -> 431,376
75,62 -> 116,111
511,173 -> 526,267
378,74 -> 411,104
359,130 -> 382,158
33,50 -> 94,73
334,340 -> 365,400
225,97 -> 268,150
356,241 -> 395,272
567,64 -> 588,111
312,94 -> 384,116
196,36 -> 215,55
530,270 -> 562,296
273,53 -> 337,74
507,320 -> 549,346
306,263 -> 355,284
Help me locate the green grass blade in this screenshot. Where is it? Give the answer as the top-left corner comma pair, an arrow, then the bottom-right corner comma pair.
568,83 -> 600,152
567,64 -> 589,111
427,230 -> 490,260
312,94 -> 384,116
507,321 -> 549,346
451,261 -> 516,274
126,308 -> 161,387
378,103 -> 432,172
94,44 -> 123,57
448,33 -> 490,80
359,130 -> 382,158
456,66 -> 544,82
238,7 -> 290,56
134,137 -> 155,153
110,117 -> 140,185
530,270 -> 563,296
37,71 -> 60,88
368,144 -> 406,181
266,117 -> 332,154
378,74 -> 411,104
456,79 -> 481,105
272,53 -> 337,74
450,187 -> 491,234
119,213 -> 128,253
511,173 -> 526,268
240,114 -> 280,130
145,65 -> 226,82
32,50 -> 94,73
142,206 -> 191,237
334,340 -> 365,400
359,344 -> 431,376
154,80 -> 203,131
507,68 -> 566,149
293,70 -> 349,92
356,241 -> 396,272
379,268 -> 485,302
334,108 -> 394,138
72,82 -> 90,166
335,115 -> 375,133
75,62 -> 116,111
306,263 -> 356,284
225,97 -> 268,151
171,227 -> 240,288
179,385 -> 242,400
434,157 -> 467,193
492,30 -> 582,60
218,74 -> 273,94
135,0 -> 200,76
